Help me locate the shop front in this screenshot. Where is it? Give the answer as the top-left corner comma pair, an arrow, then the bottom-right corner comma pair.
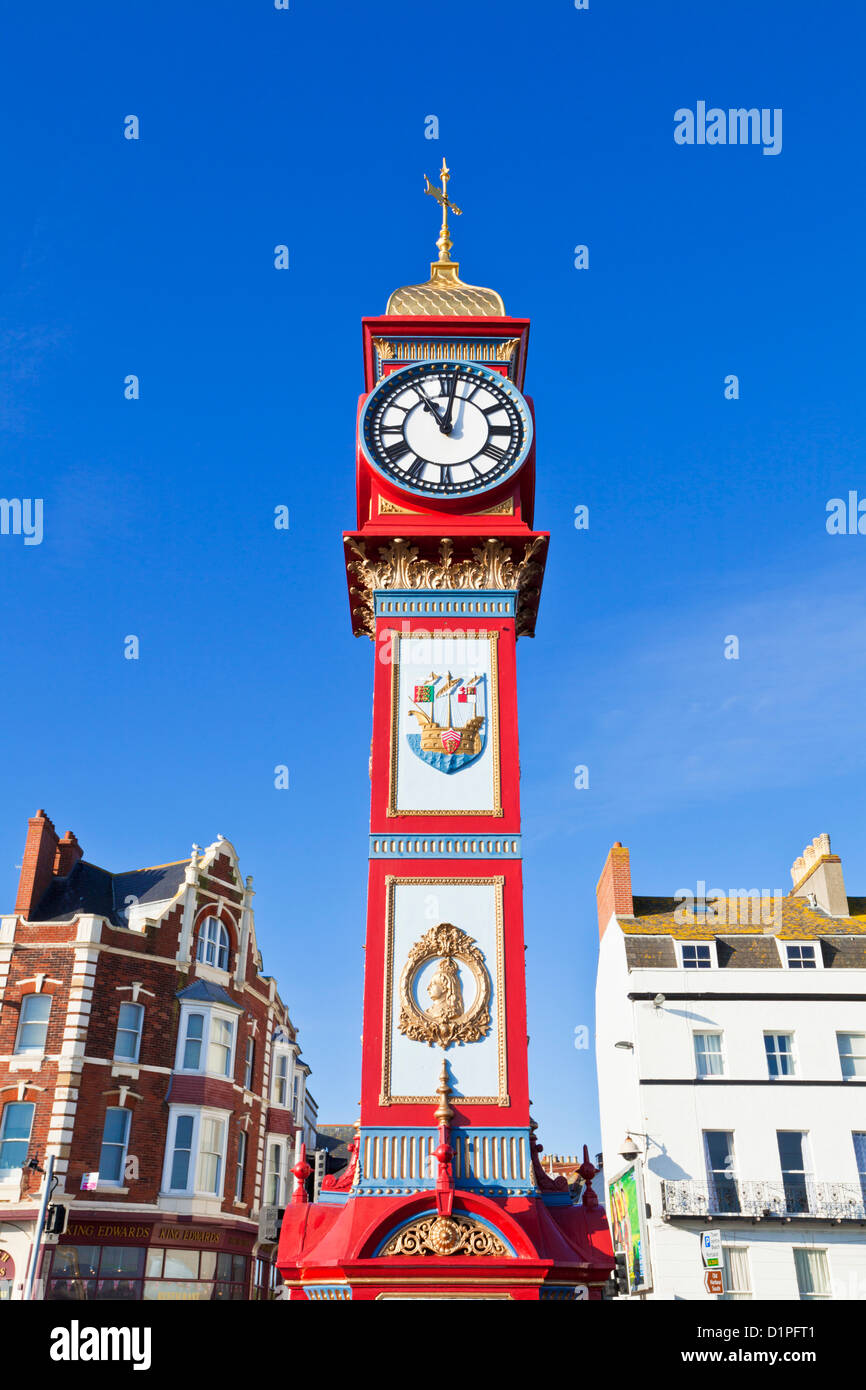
42,1216 -> 276,1301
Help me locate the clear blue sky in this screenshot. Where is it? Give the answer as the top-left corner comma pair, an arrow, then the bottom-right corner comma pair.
1,1 -> 864,1154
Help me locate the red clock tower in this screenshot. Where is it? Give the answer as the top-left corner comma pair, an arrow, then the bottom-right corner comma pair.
277,163 -> 613,1301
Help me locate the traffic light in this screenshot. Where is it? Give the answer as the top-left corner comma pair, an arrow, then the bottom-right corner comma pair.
614,1250 -> 629,1296
45,1204 -> 67,1236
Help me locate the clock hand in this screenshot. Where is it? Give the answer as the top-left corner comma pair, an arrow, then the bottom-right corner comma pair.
439,374 -> 458,434
416,384 -> 445,424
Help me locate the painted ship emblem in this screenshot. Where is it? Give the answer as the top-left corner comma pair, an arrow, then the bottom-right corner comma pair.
407,671 -> 485,774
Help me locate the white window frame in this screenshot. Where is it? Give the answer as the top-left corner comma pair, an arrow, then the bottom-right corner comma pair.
14,993 -> 52,1054
0,1101 -> 35,1177
265,1138 -> 289,1208
777,1130 -> 814,1213
703,1130 -> 739,1213
175,1004 -> 238,1080
764,1031 -> 797,1079
235,1129 -> 248,1203
161,1106 -> 230,1198
272,1050 -> 290,1108
720,1244 -> 752,1300
113,1001 -> 144,1063
793,1247 -> 830,1299
196,916 -> 230,972
98,1106 -> 131,1186
694,1031 -> 725,1078
779,940 -> 822,970
679,941 -> 716,970
837,1032 -> 866,1080
243,1037 -> 255,1091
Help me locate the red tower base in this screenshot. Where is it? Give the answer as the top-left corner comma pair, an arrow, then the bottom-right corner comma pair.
278,1188 -> 612,1301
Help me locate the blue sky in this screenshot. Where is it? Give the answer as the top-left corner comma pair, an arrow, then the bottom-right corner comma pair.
1,1 -> 864,1153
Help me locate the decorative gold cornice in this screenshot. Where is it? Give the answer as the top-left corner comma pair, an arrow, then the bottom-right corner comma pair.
346,536 -> 546,639
377,496 -> 419,516
380,1213 -> 508,1258
371,338 -> 519,371
473,498 -> 514,517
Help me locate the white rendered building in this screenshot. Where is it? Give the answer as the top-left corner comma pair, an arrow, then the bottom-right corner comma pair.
595,835 -> 866,1301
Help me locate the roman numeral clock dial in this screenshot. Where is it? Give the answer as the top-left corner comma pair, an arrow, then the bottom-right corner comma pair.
360,361 -> 532,499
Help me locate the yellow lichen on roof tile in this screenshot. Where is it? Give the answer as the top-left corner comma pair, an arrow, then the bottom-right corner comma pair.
617,895 -> 866,939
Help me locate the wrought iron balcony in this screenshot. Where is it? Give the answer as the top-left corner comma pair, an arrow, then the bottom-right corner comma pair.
661,1178 -> 866,1222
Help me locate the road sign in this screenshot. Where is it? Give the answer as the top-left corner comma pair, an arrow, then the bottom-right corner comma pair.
704,1269 -> 724,1295
701,1230 -> 722,1268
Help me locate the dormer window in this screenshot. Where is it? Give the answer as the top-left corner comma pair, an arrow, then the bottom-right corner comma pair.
784,943 -> 818,969
680,943 -> 714,969
197,917 -> 230,971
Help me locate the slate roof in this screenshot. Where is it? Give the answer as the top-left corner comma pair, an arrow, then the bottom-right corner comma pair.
28,857 -> 189,926
618,895 -> 866,940
176,979 -> 242,1010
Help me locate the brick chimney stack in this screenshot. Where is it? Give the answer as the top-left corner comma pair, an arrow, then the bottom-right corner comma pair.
790,833 -> 849,918
596,842 -> 633,938
54,830 -> 83,877
15,809 -> 60,918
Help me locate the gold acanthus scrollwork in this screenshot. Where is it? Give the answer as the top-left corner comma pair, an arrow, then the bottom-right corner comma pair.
398,921 -> 491,1048
380,1214 -> 508,1258
345,536 -> 546,639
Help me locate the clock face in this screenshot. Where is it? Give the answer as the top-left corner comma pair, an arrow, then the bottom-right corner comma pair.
360,361 -> 532,498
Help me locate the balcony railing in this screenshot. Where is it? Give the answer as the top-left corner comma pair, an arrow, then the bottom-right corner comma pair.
662,1178 -> 866,1222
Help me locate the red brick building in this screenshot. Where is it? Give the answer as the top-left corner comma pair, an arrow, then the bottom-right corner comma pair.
0,810 -> 313,1301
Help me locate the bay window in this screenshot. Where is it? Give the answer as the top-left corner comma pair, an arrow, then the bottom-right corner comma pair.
272,1052 -> 288,1106
176,1007 -> 237,1080
235,1130 -> 247,1203
163,1108 -> 229,1198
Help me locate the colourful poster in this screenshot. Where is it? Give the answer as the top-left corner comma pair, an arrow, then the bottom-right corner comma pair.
608,1164 -> 651,1293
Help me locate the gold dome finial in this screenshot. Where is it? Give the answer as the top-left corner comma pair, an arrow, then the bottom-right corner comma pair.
386,159 -> 506,317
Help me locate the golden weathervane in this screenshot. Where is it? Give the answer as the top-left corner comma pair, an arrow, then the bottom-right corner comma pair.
424,158 -> 462,265
385,157 -> 506,317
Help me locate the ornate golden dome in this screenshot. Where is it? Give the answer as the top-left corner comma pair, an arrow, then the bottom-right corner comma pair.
386,160 -> 506,317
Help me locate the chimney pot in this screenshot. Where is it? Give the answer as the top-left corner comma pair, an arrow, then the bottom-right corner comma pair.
15,810 -> 60,918
596,842 -> 633,938
790,832 -> 848,918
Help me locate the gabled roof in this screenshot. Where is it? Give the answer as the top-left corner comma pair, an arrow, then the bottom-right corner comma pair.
28,858 -> 189,926
176,979 -> 243,1010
